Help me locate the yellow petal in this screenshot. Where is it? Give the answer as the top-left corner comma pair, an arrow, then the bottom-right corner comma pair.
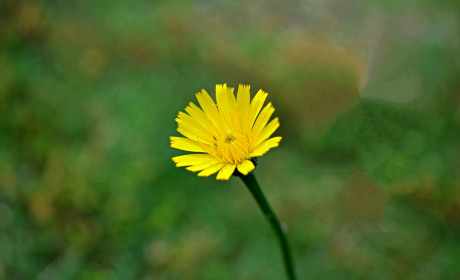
247,89 -> 268,128
196,89 -> 222,129
236,84 -> 250,121
198,162 -> 226,177
253,117 -> 280,147
226,86 -> 239,131
185,102 -> 220,135
176,113 -> 214,144
172,154 -> 215,167
237,160 -> 255,175
170,137 -> 206,152
250,136 -> 282,157
177,111 -> 210,136
177,126 -> 214,145
186,160 -> 219,172
216,164 -> 236,180
185,102 -> 207,123
251,102 -> 274,141
216,84 -> 228,117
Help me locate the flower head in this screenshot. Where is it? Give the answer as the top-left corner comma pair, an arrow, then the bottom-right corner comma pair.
170,84 -> 282,180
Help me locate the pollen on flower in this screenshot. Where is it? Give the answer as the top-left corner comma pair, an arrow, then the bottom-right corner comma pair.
224,132 -> 235,144
170,83 -> 282,180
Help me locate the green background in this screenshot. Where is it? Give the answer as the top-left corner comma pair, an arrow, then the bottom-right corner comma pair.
1,0 -> 460,279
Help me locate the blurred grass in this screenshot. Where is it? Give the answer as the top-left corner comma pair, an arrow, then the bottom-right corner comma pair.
1,0 -> 460,279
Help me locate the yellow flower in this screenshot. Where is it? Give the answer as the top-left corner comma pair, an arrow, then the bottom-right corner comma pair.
170,84 -> 282,180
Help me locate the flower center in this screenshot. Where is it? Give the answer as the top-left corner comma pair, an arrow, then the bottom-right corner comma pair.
215,130 -> 249,164
225,132 -> 236,144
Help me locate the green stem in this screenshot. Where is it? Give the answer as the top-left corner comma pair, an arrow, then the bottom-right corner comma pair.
240,172 -> 297,280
